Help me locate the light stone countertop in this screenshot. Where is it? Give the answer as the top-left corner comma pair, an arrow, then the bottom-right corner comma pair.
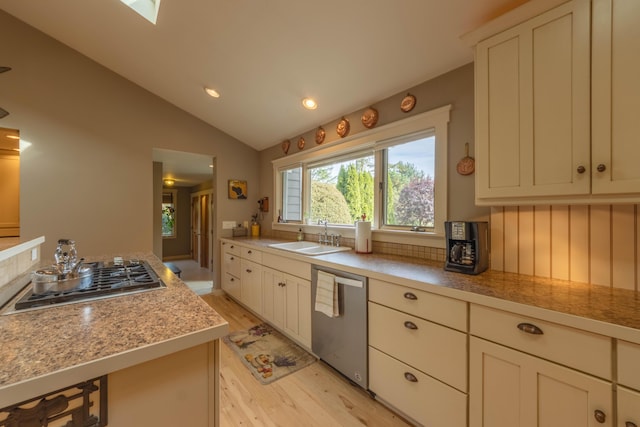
226,237 -> 640,344
0,252 -> 228,408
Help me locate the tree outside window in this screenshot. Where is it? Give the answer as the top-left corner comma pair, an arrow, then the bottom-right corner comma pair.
162,190 -> 177,238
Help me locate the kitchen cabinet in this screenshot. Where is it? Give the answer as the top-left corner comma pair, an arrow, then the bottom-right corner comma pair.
261,253 -> 311,348
471,0 -> 640,205
474,0 -> 590,203
221,243 -> 241,300
617,387 -> 640,427
592,0 -> 640,195
368,278 -> 468,426
469,303 -> 612,427
618,340 -> 640,391
241,258 -> 263,315
470,336 -> 612,427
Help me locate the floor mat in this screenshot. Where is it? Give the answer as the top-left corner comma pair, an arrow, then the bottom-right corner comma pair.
223,323 -> 316,384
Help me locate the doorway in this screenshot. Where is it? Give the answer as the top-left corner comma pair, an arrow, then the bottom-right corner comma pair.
191,190 -> 213,269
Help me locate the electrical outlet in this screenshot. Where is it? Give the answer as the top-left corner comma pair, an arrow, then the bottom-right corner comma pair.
222,221 -> 236,229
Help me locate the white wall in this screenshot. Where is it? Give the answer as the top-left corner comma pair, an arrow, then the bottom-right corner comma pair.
0,11 -> 259,270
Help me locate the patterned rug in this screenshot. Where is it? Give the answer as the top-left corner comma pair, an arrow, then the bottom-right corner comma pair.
223,323 -> 316,385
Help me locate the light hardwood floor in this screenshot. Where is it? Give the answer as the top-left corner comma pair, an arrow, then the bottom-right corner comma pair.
201,294 -> 412,427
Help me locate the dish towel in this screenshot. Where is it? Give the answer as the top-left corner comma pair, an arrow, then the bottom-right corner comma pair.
315,271 -> 339,318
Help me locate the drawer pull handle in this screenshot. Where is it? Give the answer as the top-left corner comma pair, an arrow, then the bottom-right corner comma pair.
403,292 -> 418,300
246,269 -> 252,273
517,323 -> 543,335
247,250 -> 252,254
230,278 -> 234,282
230,256 -> 235,260
626,422 -> 637,427
278,282 -> 286,287
594,410 -> 606,424
404,372 -> 418,383
577,165 -> 586,174
404,321 -> 418,330
596,164 -> 606,173
230,245 -> 234,248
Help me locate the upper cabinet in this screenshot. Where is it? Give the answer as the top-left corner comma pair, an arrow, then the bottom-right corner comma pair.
467,0 -> 640,205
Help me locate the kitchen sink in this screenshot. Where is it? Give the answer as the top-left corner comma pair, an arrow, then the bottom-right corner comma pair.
268,241 -> 351,255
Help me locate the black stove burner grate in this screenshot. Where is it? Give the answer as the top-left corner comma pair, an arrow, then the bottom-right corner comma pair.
14,260 -> 165,311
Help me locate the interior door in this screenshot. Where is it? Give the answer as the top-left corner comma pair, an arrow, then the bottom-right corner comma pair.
199,194 -> 209,269
191,196 -> 199,262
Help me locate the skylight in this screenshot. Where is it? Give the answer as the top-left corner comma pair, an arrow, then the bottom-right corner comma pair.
120,0 -> 161,24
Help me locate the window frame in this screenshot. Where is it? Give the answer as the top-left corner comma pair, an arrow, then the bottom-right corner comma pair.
272,105 -> 450,246
161,189 -> 178,239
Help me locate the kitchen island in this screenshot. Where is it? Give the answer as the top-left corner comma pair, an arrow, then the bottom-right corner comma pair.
0,241 -> 228,426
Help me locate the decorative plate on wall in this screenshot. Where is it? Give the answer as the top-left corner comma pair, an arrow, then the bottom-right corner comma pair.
336,117 -> 350,138
361,107 -> 379,129
400,93 -> 416,113
297,137 -> 305,150
281,139 -> 291,154
315,127 -> 326,144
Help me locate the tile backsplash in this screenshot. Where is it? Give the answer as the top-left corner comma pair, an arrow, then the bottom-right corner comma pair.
490,205 -> 639,291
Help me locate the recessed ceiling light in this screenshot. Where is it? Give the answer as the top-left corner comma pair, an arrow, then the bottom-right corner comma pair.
205,87 -> 220,98
302,98 -> 317,110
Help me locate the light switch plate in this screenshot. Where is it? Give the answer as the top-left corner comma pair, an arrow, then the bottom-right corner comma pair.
222,221 -> 236,229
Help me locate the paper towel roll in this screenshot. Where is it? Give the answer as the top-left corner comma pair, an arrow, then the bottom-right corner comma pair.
355,221 -> 372,254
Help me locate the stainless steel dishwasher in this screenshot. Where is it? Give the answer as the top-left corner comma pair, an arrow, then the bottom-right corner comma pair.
311,265 -> 368,389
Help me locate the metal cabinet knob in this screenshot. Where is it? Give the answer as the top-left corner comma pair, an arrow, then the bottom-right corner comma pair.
404,321 -> 418,330
403,292 -> 418,300
596,164 -> 606,172
230,256 -> 235,260
247,250 -> 252,254
404,372 -> 418,383
517,323 -> 544,335
246,269 -> 252,273
594,410 -> 606,424
577,165 -> 586,174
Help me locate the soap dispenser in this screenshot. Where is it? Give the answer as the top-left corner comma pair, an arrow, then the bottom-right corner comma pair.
297,228 -> 304,241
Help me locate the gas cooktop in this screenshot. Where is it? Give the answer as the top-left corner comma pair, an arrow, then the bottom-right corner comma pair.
7,259 -> 165,313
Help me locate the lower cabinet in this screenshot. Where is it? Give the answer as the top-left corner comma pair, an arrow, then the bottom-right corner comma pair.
469,336 -> 612,427
240,259 -> 263,315
262,266 -> 311,348
369,347 -> 467,427
617,386 -> 640,427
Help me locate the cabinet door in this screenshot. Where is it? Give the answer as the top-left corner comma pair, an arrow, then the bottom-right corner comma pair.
284,274 -> 311,349
475,0 -> 590,202
240,259 -> 262,315
470,337 -> 612,427
592,0 -> 640,194
261,267 -> 285,329
617,386 -> 640,427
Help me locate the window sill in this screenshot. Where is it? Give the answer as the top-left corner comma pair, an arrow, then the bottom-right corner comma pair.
271,222 -> 445,248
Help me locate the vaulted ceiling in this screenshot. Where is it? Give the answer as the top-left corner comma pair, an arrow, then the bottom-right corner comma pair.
0,0 -> 526,153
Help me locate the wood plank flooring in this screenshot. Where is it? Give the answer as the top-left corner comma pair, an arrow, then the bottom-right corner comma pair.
201,294 -> 412,427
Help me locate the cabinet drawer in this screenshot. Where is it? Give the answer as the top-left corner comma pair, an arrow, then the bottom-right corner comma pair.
262,252 -> 310,280
619,340 -> 640,391
470,304 -> 611,379
221,240 -> 241,256
241,247 -> 262,263
369,302 -> 466,391
223,252 -> 241,278
369,346 -> 466,427
369,278 -> 467,331
222,272 -> 240,299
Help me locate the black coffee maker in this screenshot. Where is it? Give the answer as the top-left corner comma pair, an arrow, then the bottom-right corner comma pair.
444,221 -> 489,275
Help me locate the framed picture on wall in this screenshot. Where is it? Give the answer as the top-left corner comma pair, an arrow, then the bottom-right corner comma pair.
228,179 -> 247,199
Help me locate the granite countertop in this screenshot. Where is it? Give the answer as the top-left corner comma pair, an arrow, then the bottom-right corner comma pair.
225,237 -> 640,343
0,252 -> 228,408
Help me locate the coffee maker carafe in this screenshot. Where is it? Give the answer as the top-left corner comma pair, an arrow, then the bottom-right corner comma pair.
444,221 -> 488,275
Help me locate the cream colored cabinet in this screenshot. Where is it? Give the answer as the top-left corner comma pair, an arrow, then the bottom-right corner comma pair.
470,336 -> 612,427
240,258 -> 263,315
262,267 -> 286,330
368,279 -> 468,426
261,255 -> 311,349
617,340 -> 640,427
221,241 -> 241,299
617,387 -> 640,427
474,0 -> 591,203
592,0 -> 640,195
